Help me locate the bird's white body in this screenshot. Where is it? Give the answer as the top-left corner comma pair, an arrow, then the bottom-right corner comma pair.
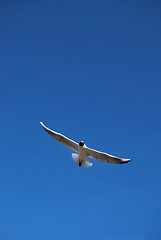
40,122 -> 131,168
78,144 -> 87,161
76,144 -> 93,167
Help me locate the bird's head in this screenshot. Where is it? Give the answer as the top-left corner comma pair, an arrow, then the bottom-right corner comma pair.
79,141 -> 84,147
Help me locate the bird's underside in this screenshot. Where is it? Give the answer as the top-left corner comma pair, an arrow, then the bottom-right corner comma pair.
40,122 -> 131,167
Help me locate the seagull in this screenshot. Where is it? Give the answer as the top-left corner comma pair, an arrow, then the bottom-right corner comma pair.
40,122 -> 131,168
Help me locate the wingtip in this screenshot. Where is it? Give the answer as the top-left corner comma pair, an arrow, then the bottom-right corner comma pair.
120,158 -> 132,164
40,122 -> 45,127
127,158 -> 132,163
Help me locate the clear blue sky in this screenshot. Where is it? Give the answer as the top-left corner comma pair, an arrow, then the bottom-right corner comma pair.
1,0 -> 161,239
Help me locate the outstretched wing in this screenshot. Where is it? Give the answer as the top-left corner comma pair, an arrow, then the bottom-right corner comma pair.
40,122 -> 79,152
86,147 -> 131,164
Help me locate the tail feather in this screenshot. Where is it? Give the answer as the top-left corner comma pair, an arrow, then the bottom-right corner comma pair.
71,153 -> 93,168
72,153 -> 79,165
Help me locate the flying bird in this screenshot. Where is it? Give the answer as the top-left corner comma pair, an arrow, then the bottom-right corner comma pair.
40,122 -> 131,168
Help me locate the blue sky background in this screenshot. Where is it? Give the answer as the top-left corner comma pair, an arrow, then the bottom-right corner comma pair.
1,0 -> 161,239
